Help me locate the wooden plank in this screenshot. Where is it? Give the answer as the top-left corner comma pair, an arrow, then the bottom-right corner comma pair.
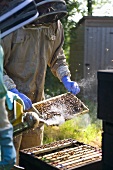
96,27 -> 102,70
101,27 -> 106,69
92,27 -> 97,72
105,27 -> 111,69
108,27 -> 113,69
84,26 -> 88,78
84,27 -> 92,78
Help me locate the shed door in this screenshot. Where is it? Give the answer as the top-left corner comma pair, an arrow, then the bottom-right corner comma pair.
84,27 -> 113,79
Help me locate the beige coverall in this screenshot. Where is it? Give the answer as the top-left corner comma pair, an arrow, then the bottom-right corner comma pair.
2,20 -> 71,164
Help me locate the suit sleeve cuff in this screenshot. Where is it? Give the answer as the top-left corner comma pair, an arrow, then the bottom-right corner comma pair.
56,65 -> 71,81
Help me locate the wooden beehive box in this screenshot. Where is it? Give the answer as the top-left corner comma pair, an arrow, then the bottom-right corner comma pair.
20,139 -> 102,170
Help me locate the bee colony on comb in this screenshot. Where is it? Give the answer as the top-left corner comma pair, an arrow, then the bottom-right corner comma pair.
32,93 -> 89,121
20,139 -> 102,170
20,138 -> 75,154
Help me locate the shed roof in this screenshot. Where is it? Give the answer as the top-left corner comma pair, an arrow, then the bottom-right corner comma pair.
77,16 -> 113,27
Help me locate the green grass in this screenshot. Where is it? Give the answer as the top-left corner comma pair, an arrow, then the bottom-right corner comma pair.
43,100 -> 102,148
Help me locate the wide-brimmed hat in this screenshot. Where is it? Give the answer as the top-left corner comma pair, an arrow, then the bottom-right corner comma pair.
34,0 -> 67,24
0,0 -> 39,38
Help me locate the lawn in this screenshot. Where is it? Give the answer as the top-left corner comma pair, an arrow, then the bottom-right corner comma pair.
43,100 -> 102,148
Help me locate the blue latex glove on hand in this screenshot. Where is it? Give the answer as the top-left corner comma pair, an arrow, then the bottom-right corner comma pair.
6,91 -> 25,111
9,88 -> 32,110
0,124 -> 16,169
62,76 -> 80,95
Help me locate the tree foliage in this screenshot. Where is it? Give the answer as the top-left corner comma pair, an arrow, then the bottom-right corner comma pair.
61,0 -> 83,52
45,0 -> 86,97
45,0 -> 111,97
45,1 -> 85,97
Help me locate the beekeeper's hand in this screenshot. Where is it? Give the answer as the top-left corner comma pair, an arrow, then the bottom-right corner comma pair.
6,91 -> 25,111
9,88 -> 32,110
23,112 -> 40,129
62,76 -> 80,95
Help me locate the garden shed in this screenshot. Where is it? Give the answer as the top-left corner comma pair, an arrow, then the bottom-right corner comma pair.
69,16 -> 113,81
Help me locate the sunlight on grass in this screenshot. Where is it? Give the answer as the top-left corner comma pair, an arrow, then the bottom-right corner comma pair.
44,115 -> 102,148
43,101 -> 102,148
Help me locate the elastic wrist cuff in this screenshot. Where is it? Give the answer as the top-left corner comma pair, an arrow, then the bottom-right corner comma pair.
56,65 -> 71,81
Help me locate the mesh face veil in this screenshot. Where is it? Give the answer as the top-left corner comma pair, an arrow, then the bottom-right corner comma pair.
34,0 -> 68,24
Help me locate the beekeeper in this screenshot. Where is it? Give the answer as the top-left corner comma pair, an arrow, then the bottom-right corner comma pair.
0,45 -> 16,170
1,0 -> 80,165
0,0 -> 39,168
0,46 -> 25,170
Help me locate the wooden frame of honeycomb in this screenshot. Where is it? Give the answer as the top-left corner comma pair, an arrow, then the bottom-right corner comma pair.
32,93 -> 89,121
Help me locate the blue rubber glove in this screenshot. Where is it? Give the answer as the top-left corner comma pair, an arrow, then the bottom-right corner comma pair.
0,46 -> 7,99
0,124 -> 16,169
62,76 -> 80,95
6,91 -> 25,111
10,88 -> 32,110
